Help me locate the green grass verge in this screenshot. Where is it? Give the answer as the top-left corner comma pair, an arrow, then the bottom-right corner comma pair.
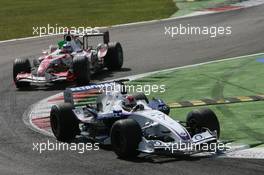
172,0 -> 233,17
0,0 -> 177,40
130,54 -> 264,147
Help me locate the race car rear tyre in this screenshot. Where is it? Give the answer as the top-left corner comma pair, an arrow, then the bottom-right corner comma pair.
186,108 -> 220,138
111,118 -> 142,158
133,93 -> 149,103
13,58 -> 31,88
50,103 -> 80,142
105,42 -> 123,71
73,56 -> 91,85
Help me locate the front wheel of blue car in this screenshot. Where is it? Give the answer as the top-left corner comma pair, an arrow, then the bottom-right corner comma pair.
110,118 -> 142,159
186,108 -> 220,138
50,103 -> 80,142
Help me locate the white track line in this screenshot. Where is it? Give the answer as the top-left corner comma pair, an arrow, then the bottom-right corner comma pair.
0,2 -> 251,44
2,0 -> 264,44
117,52 -> 264,81
223,147 -> 264,159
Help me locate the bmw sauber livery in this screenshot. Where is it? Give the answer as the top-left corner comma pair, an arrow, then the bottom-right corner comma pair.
50,80 -> 221,158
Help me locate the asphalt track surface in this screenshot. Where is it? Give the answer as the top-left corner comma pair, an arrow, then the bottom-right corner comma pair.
0,4 -> 264,175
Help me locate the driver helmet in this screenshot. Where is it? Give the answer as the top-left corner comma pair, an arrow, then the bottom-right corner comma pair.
61,42 -> 73,53
122,95 -> 137,110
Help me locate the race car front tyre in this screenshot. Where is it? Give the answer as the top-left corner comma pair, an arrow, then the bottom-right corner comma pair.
73,56 -> 91,85
133,93 -> 149,104
186,108 -> 220,138
13,58 -> 31,88
105,42 -> 123,71
111,118 -> 142,159
50,103 -> 80,142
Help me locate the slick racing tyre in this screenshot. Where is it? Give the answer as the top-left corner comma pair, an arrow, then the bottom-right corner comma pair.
186,108 -> 220,138
133,93 -> 149,104
105,42 -> 123,71
111,118 -> 142,159
50,103 -> 80,142
13,58 -> 31,88
73,56 -> 91,85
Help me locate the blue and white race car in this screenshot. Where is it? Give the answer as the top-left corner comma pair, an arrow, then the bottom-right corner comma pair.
50,80 -> 221,158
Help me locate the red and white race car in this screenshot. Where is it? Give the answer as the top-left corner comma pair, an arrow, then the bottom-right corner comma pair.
13,31 -> 123,89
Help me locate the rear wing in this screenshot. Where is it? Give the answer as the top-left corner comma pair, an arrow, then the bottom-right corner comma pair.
63,31 -> 110,50
84,31 -> 109,43
64,79 -> 129,107
83,31 -> 109,49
